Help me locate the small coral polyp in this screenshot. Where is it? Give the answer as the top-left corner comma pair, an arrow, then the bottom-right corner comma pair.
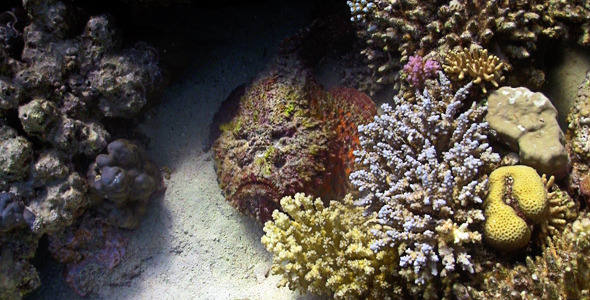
483,165 -> 548,251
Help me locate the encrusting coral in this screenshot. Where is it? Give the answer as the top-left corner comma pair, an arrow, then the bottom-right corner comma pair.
261,193 -> 399,300
567,68 -> 590,204
47,214 -> 127,296
349,71 -> 499,297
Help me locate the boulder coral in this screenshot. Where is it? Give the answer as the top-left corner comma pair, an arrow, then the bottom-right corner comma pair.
483,165 -> 576,251
486,87 -> 569,178
261,193 -> 399,300
483,165 -> 548,251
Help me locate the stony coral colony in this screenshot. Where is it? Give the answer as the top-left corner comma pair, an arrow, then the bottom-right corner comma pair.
260,2 -> 590,300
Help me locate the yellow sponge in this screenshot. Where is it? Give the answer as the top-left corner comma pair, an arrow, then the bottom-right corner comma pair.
483,165 -> 548,250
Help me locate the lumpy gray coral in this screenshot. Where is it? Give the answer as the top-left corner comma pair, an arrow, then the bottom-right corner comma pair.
87,139 -> 162,229
350,72 -> 499,296
0,192 -> 33,233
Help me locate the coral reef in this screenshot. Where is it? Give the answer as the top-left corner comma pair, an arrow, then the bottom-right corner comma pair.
261,193 -> 400,300
567,68 -> 590,203
442,47 -> 506,94
349,71 -> 499,297
347,0 -> 590,94
213,60 -> 376,223
487,87 -> 569,179
87,139 -> 162,229
465,212 -> 590,299
48,214 -> 127,296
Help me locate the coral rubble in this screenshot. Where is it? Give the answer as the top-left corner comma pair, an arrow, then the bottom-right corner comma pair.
349,71 -> 499,297
213,61 -> 376,223
487,87 -> 569,179
262,193 -> 399,299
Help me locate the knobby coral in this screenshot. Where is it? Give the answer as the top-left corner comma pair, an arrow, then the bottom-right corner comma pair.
261,193 -> 399,300
350,71 -> 500,296
87,139 -> 162,229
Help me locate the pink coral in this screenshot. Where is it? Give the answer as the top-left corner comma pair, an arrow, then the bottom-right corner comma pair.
403,55 -> 440,88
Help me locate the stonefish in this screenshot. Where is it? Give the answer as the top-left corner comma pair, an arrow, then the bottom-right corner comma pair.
212,58 -> 376,223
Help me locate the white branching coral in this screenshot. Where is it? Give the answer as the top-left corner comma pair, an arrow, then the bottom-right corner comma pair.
350,72 -> 500,293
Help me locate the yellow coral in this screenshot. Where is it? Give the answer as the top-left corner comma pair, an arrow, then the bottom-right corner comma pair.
483,165 -> 548,251
443,47 -> 506,93
261,193 -> 398,299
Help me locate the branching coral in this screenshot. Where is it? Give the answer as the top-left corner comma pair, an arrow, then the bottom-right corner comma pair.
349,71 -> 499,296
261,193 -> 400,300
442,47 -> 505,94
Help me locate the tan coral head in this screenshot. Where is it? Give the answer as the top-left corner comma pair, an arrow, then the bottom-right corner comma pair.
483,165 -> 548,251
